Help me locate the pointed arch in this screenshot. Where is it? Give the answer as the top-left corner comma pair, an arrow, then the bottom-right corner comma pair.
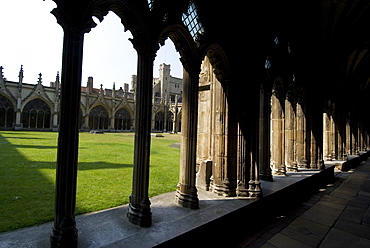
22,98 -> 52,129
115,107 -> 132,131
158,24 -> 201,76
89,104 -> 110,130
201,44 -> 231,83
0,93 -> 15,129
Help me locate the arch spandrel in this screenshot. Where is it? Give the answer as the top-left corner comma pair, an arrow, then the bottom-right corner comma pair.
52,0 -> 157,54
0,92 -> 16,110
271,77 -> 285,100
200,44 -> 231,84
158,24 -> 201,75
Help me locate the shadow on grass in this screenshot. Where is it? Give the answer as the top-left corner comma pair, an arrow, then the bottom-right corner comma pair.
0,133 -> 56,232
78,162 -> 133,170
11,144 -> 57,149
3,137 -> 45,140
0,132 -> 133,233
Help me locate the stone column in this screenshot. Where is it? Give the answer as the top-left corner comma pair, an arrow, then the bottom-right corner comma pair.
330,114 -> 336,159
296,101 -> 307,168
50,28 -> 84,248
357,122 -> 362,151
346,117 -> 351,155
209,77 -> 236,196
249,115 -> 262,198
351,120 -> 357,155
309,117 -> 318,169
271,93 -> 285,175
175,68 -> 200,209
258,86 -> 272,181
237,122 -> 248,196
285,98 -> 297,171
323,112 -> 331,160
128,51 -> 155,227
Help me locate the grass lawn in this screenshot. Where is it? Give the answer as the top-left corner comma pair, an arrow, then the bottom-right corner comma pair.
0,131 -> 180,233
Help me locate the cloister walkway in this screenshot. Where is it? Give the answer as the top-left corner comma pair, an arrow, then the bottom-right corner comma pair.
1,155 -> 369,247
239,158 -> 370,248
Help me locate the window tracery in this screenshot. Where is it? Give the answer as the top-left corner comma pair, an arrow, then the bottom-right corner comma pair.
0,94 -> 14,128
148,0 -> 154,11
182,0 -> 205,42
22,98 -> 51,129
115,108 -> 131,131
89,105 -> 109,130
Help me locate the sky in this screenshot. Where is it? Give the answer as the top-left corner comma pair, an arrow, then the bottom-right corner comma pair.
0,0 -> 182,90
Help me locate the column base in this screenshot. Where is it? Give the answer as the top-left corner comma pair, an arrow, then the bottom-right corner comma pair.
50,217 -> 78,248
272,167 -> 286,176
211,178 -> 237,197
175,185 -> 199,209
127,200 -> 152,227
298,159 -> 309,169
211,185 -> 237,197
247,180 -> 263,198
310,163 -> 318,169
259,172 -> 273,182
286,162 -> 298,172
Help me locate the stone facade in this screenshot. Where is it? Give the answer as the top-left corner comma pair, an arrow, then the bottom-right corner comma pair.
0,63 -> 182,132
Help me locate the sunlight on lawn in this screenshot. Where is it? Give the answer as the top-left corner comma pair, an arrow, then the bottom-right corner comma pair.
0,131 -> 180,232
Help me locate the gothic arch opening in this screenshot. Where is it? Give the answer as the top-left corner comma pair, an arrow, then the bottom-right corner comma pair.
0,94 -> 15,129
22,98 -> 51,130
82,11 -> 136,90
89,105 -> 109,130
154,111 -> 164,131
154,37 -> 182,134
115,107 -> 132,131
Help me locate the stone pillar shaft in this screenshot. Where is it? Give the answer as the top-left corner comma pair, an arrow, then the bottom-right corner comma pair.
210,77 -> 237,196
296,102 -> 307,168
128,52 -> 154,227
258,87 -> 272,181
51,28 -> 84,248
309,118 -> 318,169
271,94 -> 285,174
346,119 -> 351,155
285,99 -> 297,171
175,68 -> 199,209
323,112 -> 331,160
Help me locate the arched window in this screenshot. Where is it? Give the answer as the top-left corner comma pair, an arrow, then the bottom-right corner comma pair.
166,111 -> 174,132
22,98 -> 51,129
115,108 -> 131,131
0,94 -> 15,129
155,111 -> 164,131
89,105 -> 109,130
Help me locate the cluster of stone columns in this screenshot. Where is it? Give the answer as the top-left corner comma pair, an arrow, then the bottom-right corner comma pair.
259,80 -> 326,180
323,104 -> 370,161
195,56 -> 259,199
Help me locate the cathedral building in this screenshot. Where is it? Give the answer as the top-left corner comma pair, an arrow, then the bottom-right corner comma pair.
0,63 -> 182,133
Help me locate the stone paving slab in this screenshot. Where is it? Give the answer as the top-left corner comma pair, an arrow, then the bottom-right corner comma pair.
242,158 -> 370,248
320,228 -> 370,248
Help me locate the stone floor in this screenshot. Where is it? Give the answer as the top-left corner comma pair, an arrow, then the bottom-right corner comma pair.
1,160 -> 366,248
238,158 -> 370,248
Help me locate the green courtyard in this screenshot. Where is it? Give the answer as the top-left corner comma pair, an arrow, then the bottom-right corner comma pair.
0,131 -> 181,233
